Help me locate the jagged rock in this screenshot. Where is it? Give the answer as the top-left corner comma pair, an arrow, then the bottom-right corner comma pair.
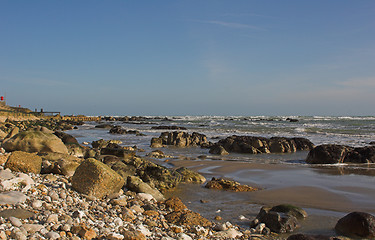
126,176 -> 165,201
205,177 -> 258,192
164,197 -> 188,211
255,205 -> 301,233
210,135 -> 314,155
175,167 -> 206,183
91,139 -> 122,149
306,145 -> 375,164
165,209 -> 212,227
3,130 -> 68,154
39,152 -> 83,177
151,131 -> 210,148
71,158 -> 125,199
5,151 -> 42,174
335,212 -> 375,239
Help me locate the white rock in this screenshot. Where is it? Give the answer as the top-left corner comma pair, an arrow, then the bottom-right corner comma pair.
255,223 -> 266,233
46,214 -> 59,223
0,231 -> 6,239
22,224 -> 44,234
31,200 -> 43,209
113,217 -> 123,227
9,217 -> 22,227
176,233 -> 192,240
213,228 -> 243,239
45,231 -> 60,239
136,193 -> 155,202
137,224 -> 151,237
0,169 -> 15,180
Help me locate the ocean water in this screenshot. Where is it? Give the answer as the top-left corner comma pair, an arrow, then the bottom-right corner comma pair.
66,116 -> 375,235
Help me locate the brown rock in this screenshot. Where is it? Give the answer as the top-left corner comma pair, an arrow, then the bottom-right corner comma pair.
335,212 -> 375,239
165,210 -> 212,227
121,230 -> 146,240
164,197 -> 187,212
205,177 -> 258,192
4,151 -> 42,174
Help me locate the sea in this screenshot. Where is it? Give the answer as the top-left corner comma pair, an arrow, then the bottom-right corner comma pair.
66,115 -> 375,236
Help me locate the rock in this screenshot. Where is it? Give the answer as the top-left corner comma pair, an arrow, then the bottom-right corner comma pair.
306,145 -> 375,164
109,126 -> 142,135
22,224 -> 44,234
0,191 -> 28,205
146,150 -> 172,159
71,158 -> 125,199
4,151 -> 42,174
53,131 -> 79,145
306,144 -> 352,164
335,212 -> 375,239
136,193 -> 155,202
5,127 -> 19,139
39,152 -> 83,177
209,145 -> 229,155
3,130 -> 68,154
164,197 -> 188,211
45,231 -> 60,239
0,154 -> 8,165
205,177 -> 258,192
269,204 -> 308,219
95,124 -> 113,129
91,139 -> 122,149
151,131 -> 210,148
9,216 -> 22,227
211,135 -> 314,155
0,129 -> 7,139
0,209 -> 35,219
126,176 -> 165,201
175,167 -> 206,183
287,234 -> 334,240
256,206 -> 300,233
121,230 -> 146,240
212,228 -> 243,239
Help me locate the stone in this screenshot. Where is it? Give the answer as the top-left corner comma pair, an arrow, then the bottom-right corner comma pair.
269,204 -> 308,219
71,158 -> 125,199
212,228 -> 243,239
210,135 -> 314,155
3,130 -> 68,154
0,191 -> 28,205
335,212 -> 375,239
126,176 -> 165,201
121,230 -> 146,240
9,217 -> 22,227
22,224 -> 44,234
256,206 -> 300,233
46,214 -> 59,223
205,177 -> 258,192
4,151 -> 42,174
0,209 -> 35,219
151,131 -> 210,148
164,197 -> 187,211
306,144 -> 352,164
39,152 -> 83,177
45,231 -> 60,239
175,167 -> 206,183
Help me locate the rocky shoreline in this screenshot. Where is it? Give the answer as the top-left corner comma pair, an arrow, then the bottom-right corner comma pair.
0,117 -> 375,239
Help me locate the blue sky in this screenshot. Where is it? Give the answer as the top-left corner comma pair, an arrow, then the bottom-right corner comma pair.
1,1 -> 374,116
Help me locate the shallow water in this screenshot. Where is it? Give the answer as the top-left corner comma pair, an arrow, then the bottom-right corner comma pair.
66,115 -> 375,235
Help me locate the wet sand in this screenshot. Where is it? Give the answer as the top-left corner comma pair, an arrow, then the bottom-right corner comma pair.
168,158 -> 375,234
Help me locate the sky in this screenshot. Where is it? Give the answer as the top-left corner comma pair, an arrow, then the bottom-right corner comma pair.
0,1 -> 374,116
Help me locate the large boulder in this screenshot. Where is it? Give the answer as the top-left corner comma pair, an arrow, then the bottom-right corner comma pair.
3,130 -> 68,154
71,158 -> 125,199
306,145 -> 375,164
4,151 -> 42,174
210,135 -> 314,155
335,212 -> 375,239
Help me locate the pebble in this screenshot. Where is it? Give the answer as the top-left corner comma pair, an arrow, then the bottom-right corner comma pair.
9,216 -> 22,227
45,231 -> 60,239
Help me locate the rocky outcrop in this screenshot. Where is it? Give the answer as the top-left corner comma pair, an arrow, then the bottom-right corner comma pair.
151,131 -> 211,148
306,144 -> 375,164
335,212 -> 375,239
3,130 -> 68,154
91,139 -> 122,149
205,177 -> 258,192
4,151 -> 42,174
253,205 -> 307,233
210,135 -> 314,155
71,158 -> 125,199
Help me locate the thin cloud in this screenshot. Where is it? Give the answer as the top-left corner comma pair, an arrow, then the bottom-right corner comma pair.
193,19 -> 266,31
338,77 -> 375,88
